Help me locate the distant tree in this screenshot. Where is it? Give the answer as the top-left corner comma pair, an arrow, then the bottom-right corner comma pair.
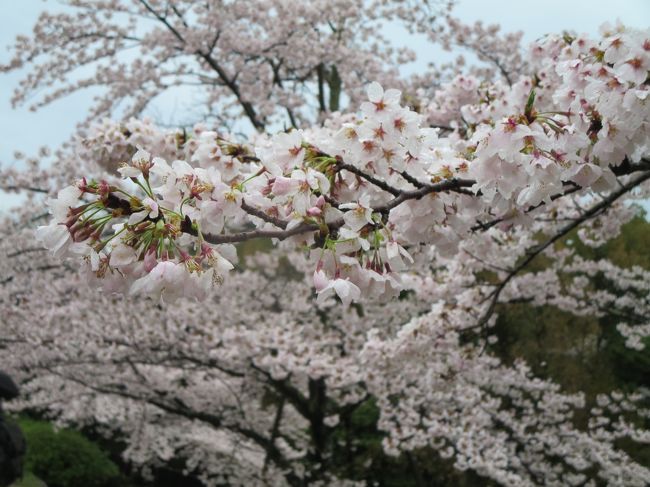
1,1 -> 650,485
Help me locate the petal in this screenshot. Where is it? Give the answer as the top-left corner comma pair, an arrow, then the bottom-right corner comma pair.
343,210 -> 369,232
143,197 -> 159,218
128,211 -> 147,226
313,269 -> 330,292
36,224 -> 70,256
57,185 -> 82,206
110,243 -> 137,267
333,279 -> 361,307
272,176 -> 296,195
293,192 -> 310,215
367,82 -> 384,103
132,148 -> 151,164
172,159 -> 194,177
117,166 -> 141,178
383,88 -> 402,105
151,157 -> 172,176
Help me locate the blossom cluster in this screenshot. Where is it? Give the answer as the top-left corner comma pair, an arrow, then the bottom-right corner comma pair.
36,82 -> 441,303
35,23 -> 650,305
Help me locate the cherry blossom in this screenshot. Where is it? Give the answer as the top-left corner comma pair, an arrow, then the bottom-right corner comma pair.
1,4 -> 650,486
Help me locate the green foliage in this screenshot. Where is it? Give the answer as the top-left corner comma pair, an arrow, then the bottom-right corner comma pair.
11,472 -> 46,487
19,419 -> 119,487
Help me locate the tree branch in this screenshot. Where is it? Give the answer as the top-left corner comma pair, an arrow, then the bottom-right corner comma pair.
473,170 -> 650,330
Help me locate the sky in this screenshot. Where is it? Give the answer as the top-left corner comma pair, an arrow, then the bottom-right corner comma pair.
0,0 -> 649,210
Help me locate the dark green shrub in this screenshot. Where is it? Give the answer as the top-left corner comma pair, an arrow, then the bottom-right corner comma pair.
19,419 -> 119,487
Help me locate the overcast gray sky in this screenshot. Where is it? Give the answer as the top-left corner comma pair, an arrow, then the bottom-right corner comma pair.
1,0 -> 649,210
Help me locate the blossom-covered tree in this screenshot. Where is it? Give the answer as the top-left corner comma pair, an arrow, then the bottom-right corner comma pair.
1,1 -> 650,485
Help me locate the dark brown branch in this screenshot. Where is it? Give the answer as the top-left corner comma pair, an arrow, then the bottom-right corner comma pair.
262,398 -> 286,476
398,170 -> 425,188
316,63 -> 327,113
241,200 -> 288,229
429,124 -> 456,132
102,154 -> 649,248
199,53 -> 265,131
286,107 -> 298,130
198,177 -> 475,245
137,0 -> 265,131
201,222 -> 320,245
336,160 -> 401,196
6,247 -> 47,258
473,170 -> 650,330
376,178 -> 475,214
1,185 -> 49,194
471,159 -> 650,232
249,363 -> 311,420
471,184 -> 583,232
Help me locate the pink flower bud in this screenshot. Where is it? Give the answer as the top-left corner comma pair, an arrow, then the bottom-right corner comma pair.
98,180 -> 111,199
313,269 -> 329,292
76,177 -> 89,192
